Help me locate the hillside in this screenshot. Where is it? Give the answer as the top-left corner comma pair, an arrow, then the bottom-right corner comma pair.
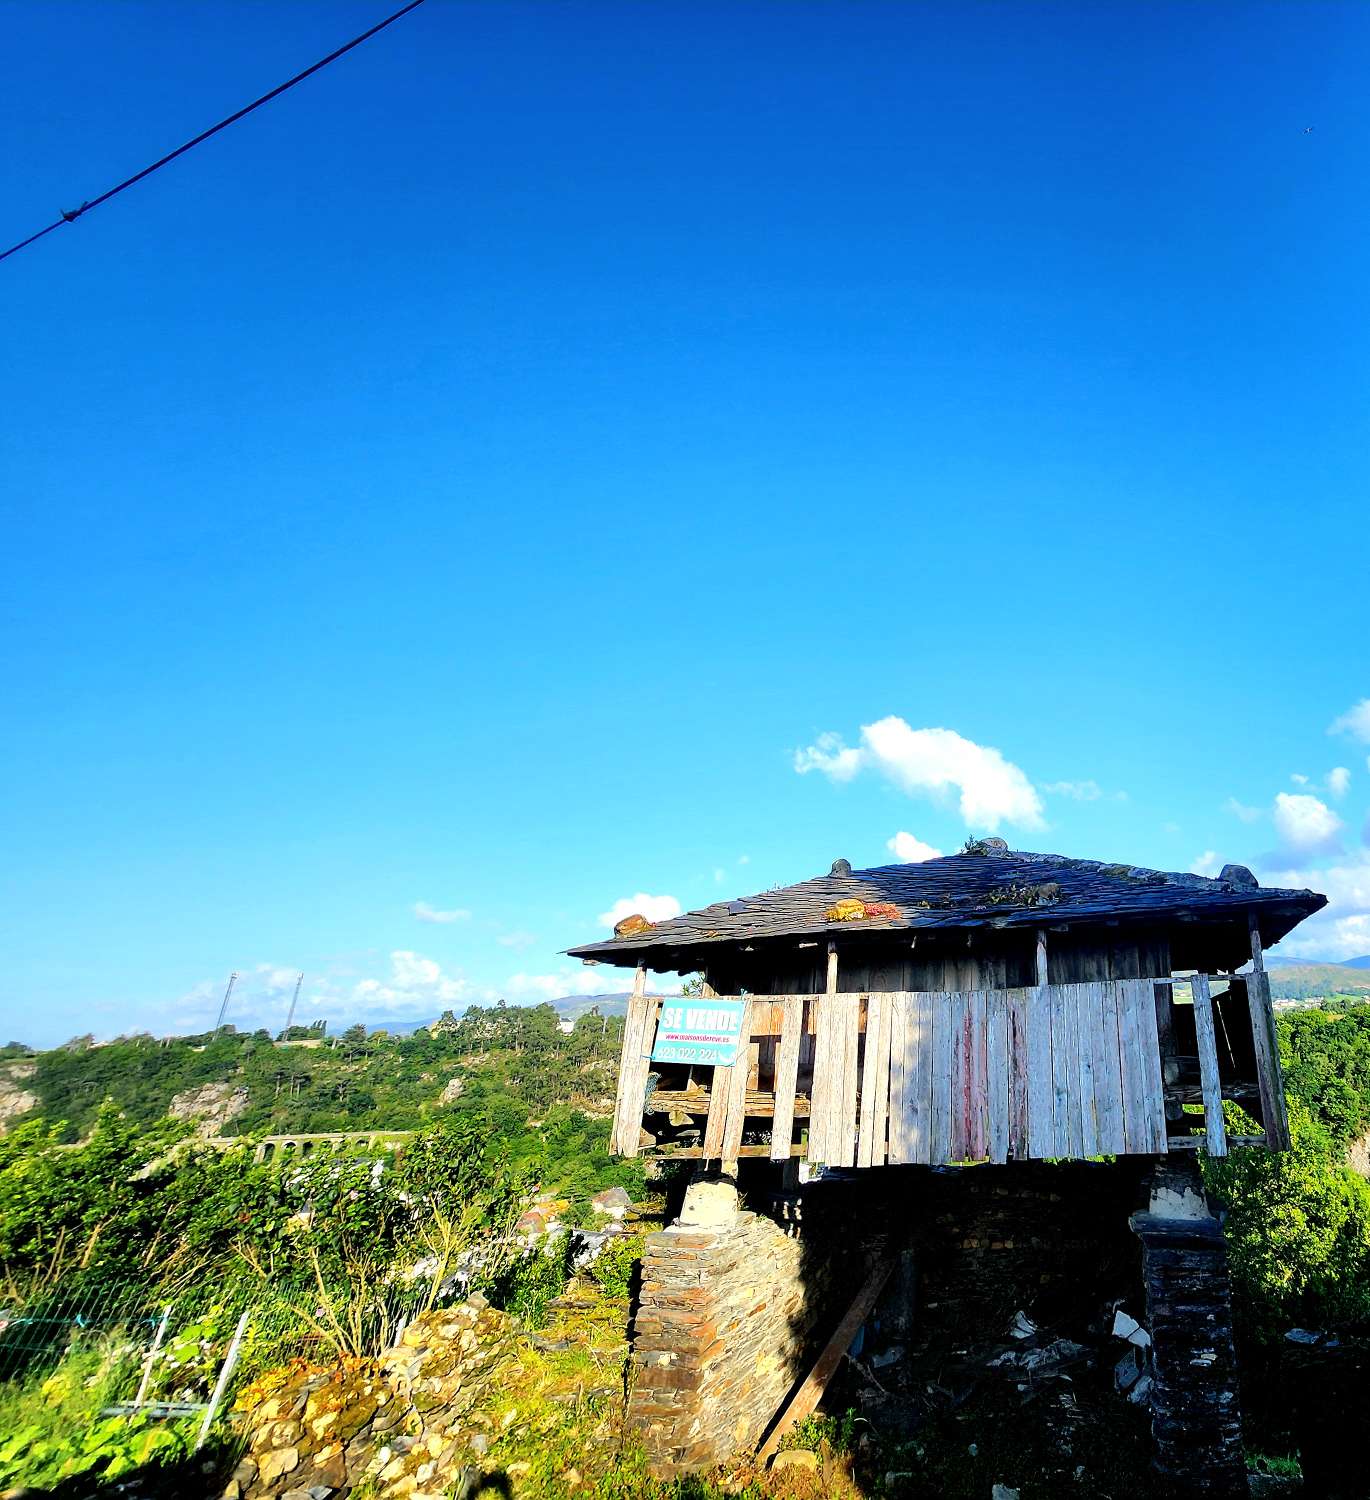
0,1003 -> 630,1183
1267,959 -> 1370,1003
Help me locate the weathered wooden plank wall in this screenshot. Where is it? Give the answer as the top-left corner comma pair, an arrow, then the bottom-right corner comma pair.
610,978 -> 1185,1165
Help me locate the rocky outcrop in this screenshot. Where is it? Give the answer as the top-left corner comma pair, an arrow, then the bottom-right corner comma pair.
168,1081 -> 249,1137
0,1063 -> 38,1132
233,1299 -> 521,1500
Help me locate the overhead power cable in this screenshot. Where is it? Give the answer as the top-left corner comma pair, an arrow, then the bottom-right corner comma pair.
0,0 -> 428,265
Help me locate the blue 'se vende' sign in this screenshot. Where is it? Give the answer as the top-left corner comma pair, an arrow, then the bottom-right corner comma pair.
651,999 -> 746,1067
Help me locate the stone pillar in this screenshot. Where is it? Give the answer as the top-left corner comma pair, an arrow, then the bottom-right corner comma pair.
628,1178 -> 831,1472
1130,1163 -> 1246,1498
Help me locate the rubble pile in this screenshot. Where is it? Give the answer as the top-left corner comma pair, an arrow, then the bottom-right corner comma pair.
230,1298 -> 520,1500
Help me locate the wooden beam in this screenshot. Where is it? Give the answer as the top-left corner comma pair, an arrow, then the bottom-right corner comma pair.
1189,973 -> 1228,1157
826,940 -> 839,996
1247,914 -> 1291,1151
757,1252 -> 896,1463
1035,929 -> 1049,988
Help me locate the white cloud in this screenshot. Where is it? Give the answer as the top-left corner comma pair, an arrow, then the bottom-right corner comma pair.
713,868 -> 726,884
1326,767 -> 1351,798
414,901 -> 471,925
351,950 -> 483,1018
1290,773 -> 1310,787
597,892 -> 683,930
1190,851 -> 1221,877
793,731 -> 865,782
505,967 -> 683,1001
1272,792 -> 1343,855
1330,698 -> 1370,742
795,717 -> 1045,831
1043,780 -> 1101,800
1224,797 -> 1263,824
1265,850 -> 1370,961
886,831 -> 943,863
738,855 -> 751,865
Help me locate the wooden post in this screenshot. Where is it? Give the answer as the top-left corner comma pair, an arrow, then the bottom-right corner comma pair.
1246,916 -> 1291,1151
1190,974 -> 1228,1157
826,940 -> 839,996
1034,929 -> 1049,988
611,962 -> 653,1155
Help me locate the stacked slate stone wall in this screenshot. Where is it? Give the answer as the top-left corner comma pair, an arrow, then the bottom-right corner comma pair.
628,1205 -> 852,1470
1131,1212 -> 1246,1498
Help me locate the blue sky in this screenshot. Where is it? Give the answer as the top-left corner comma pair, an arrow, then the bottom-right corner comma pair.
2,2 -> 1368,1046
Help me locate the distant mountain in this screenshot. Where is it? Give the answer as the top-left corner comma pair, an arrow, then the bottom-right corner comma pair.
1345,955 -> 1370,970
1266,959 -> 1370,1003
365,993 -> 633,1036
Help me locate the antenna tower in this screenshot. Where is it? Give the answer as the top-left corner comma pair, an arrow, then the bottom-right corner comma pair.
214,971 -> 239,1034
283,973 -> 304,1037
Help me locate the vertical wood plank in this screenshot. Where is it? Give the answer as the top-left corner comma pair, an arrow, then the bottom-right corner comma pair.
1247,916 -> 1292,1151
1064,984 -> 1085,1158
770,998 -> 804,1162
1007,987 -> 1030,1160
826,994 -> 861,1167
1026,983 -> 1054,1158
806,995 -> 833,1163
857,992 -> 883,1168
931,996 -> 955,1163
1049,984 -> 1072,1158
1076,982 -> 1100,1158
886,994 -> 908,1162
1116,976 -> 1142,1153
1093,980 -> 1127,1156
611,973 -> 653,1156
1190,974 -> 1228,1156
720,999 -> 758,1163
970,990 -> 989,1161
1133,977 -> 1169,1153
987,988 -> 1009,1164
1035,930 -> 1050,987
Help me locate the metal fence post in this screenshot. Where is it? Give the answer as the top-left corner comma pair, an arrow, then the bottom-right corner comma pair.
195,1308 -> 250,1452
132,1305 -> 172,1411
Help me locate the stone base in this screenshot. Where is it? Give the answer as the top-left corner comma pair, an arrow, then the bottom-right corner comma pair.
628,1204 -> 837,1472
1131,1207 -> 1246,1499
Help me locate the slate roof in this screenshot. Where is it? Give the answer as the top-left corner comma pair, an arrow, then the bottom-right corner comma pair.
566,845 -> 1327,963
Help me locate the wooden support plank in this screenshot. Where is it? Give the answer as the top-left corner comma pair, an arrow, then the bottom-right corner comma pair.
829,994 -> 862,1168
1035,929 -> 1050,987
969,989 -> 989,1161
908,992 -> 934,1164
611,970 -> 654,1156
1026,982 -> 1054,1159
1190,973 -> 1228,1158
1248,916 -> 1292,1151
1093,979 -> 1127,1156
1116,976 -> 1145,1153
1007,987 -> 1030,1160
1076,982 -> 1100,1158
719,999 -> 758,1164
1133,977 -> 1169,1153
701,1059 -> 731,1160
948,991 -> 969,1161
770,998 -> 804,1162
886,994 -> 909,1162
987,988 -> 1009,1164
931,995 -> 955,1163
756,1253 -> 896,1463
1063,984 -> 1085,1158
857,992 -> 892,1167
806,995 -> 834,1164
1048,984 -> 1072,1158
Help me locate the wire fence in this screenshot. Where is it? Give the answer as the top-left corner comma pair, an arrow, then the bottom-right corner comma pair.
0,1271 -> 465,1407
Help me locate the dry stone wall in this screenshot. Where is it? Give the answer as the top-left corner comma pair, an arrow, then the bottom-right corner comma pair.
628,1202 -> 843,1472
